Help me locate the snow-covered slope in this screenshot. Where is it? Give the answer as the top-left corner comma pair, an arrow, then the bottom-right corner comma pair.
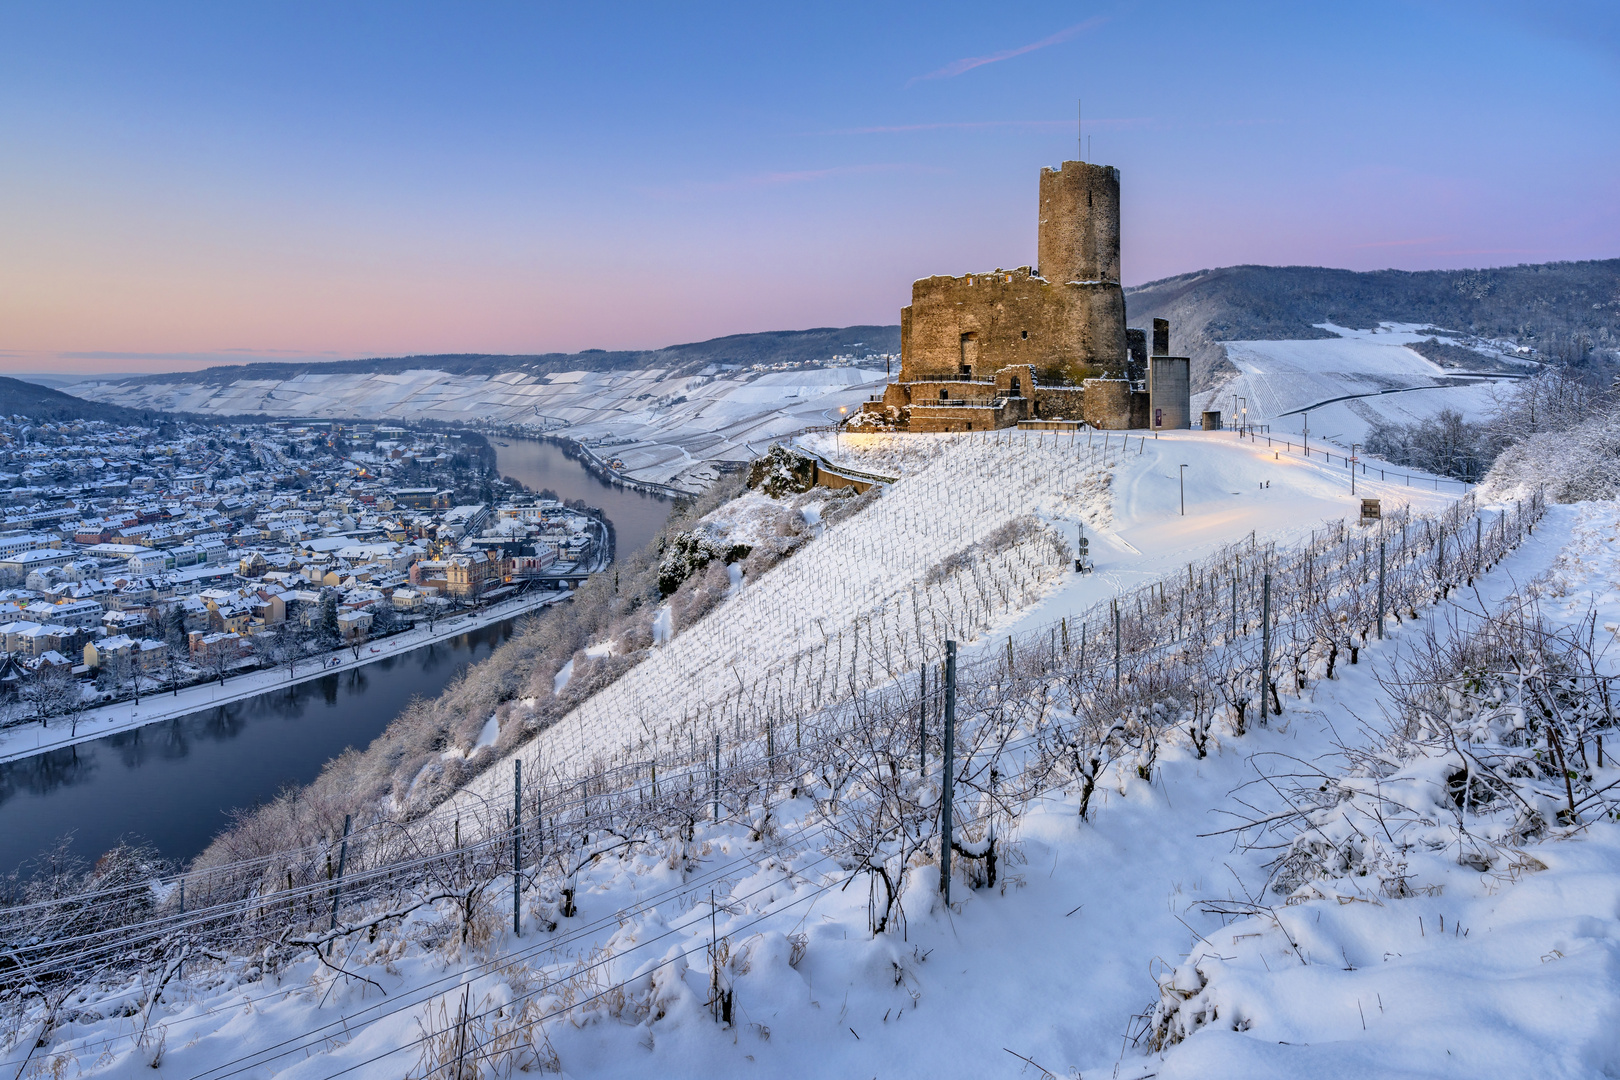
25,486 -> 1620,1080
1196,323 -> 1535,447
449,428 -> 1459,818
64,365 -> 887,491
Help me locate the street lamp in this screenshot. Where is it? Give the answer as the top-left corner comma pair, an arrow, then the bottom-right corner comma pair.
1240,397 -> 1247,438
1180,464 -> 1187,515
1303,409 -> 1310,459
1351,442 -> 1360,496
837,406 -> 848,456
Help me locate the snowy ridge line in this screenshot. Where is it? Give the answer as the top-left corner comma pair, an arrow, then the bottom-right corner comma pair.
1,485 -> 1547,1076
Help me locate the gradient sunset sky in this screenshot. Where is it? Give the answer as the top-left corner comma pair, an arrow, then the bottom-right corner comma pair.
3,1 -> 1616,375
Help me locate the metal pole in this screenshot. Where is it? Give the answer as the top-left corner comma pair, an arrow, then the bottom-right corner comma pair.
513,759 -> 522,936
326,813 -> 351,956
1180,464 -> 1186,515
1372,536 -> 1385,638
713,732 -> 721,822
1260,573 -> 1272,720
940,640 -> 956,904
1231,574 -> 1237,638
1112,601 -> 1121,691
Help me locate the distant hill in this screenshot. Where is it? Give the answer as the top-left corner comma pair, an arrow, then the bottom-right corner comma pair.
55,260 -> 1620,407
0,375 -> 169,425
1124,259 -> 1620,391
98,325 -> 903,388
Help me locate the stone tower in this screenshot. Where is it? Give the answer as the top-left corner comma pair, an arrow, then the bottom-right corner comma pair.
1038,161 -> 1121,285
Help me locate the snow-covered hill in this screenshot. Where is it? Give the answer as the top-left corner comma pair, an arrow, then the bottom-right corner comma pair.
1196,322 -> 1534,446
10,431 -> 1619,1080
64,365 -> 887,492
446,427 -> 1460,825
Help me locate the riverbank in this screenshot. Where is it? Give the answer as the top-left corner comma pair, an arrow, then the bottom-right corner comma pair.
0,589 -> 568,765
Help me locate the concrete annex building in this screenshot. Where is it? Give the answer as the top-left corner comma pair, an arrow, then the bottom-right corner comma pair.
860,159 -> 1191,433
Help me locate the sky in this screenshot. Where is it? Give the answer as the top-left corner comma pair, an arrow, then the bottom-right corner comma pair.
1,1 -> 1617,375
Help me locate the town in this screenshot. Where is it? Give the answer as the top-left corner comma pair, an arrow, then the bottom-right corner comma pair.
0,414 -> 603,724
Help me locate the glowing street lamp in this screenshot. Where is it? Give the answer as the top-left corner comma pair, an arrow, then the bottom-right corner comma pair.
1240,397 -> 1247,438
837,406 -> 848,455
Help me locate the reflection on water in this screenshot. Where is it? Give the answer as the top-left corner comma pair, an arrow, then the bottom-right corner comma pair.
492,437 -> 674,561
0,619 -> 519,874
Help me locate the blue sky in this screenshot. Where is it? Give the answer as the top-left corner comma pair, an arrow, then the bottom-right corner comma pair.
2,1 -> 1616,372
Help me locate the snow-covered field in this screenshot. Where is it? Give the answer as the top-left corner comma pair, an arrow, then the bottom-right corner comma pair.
1196,323 -> 1535,448
64,366 -> 887,492
10,427 -> 1618,1080
18,490 -> 1619,1079
448,428 -> 1461,815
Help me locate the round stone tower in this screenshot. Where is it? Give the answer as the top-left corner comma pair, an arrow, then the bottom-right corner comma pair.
1037,161 -> 1126,377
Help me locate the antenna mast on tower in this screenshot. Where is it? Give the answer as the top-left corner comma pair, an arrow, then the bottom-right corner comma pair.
1078,99 -> 1082,160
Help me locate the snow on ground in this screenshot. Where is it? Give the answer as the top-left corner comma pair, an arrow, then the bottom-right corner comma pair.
1196,323 -> 1532,449
450,429 -> 1457,818
0,590 -> 566,766
65,365 -> 888,492
35,497 -> 1620,1080
449,430 -> 1114,804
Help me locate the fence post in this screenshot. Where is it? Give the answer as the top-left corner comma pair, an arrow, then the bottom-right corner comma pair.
713,732 -> 721,822
326,814 -> 351,956
1377,540 -> 1386,640
513,760 -> 522,936
940,640 -> 956,904
1260,574 -> 1272,720
1113,601 -> 1121,692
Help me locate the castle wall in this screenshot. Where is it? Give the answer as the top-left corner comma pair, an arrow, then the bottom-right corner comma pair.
899,271 -> 1125,386
1031,386 -> 1087,421
1082,378 -> 1133,430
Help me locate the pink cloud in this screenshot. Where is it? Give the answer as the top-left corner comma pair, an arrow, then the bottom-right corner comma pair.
908,18 -> 1108,85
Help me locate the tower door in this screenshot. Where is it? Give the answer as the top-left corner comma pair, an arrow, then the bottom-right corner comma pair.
959,333 -> 979,376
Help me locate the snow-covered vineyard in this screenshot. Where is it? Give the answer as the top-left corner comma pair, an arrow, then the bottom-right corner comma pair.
5,429 -> 1619,1080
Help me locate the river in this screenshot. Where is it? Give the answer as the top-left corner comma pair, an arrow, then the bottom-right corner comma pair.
0,436 -> 674,876
491,436 -> 674,560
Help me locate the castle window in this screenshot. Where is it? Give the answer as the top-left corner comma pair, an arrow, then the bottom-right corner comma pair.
1009,376 -> 1022,396
940,388 -> 948,400
1021,330 -> 1028,340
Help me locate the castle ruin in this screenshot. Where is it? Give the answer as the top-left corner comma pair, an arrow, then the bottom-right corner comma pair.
859,160 -> 1189,432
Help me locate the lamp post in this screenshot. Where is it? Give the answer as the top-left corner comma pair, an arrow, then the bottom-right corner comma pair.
1240,397 -> 1247,438
1231,394 -> 1238,435
837,406 -> 847,456
1303,410 -> 1309,458
1351,442 -> 1360,497
1180,464 -> 1187,515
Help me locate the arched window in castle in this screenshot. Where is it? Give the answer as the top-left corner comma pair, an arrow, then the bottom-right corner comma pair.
959,332 -> 978,376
